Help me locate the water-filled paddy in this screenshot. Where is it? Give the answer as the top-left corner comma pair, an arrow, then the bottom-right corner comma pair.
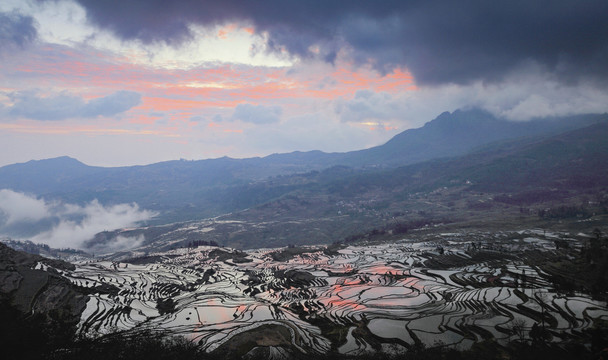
56,232 -> 608,355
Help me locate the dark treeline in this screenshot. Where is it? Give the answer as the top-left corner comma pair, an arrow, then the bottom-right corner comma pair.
537,205 -> 592,219
493,190 -> 570,206
183,240 -> 220,249
339,218 -> 452,244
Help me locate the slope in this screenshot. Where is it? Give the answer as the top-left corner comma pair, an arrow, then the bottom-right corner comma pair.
89,120 -> 608,250
0,110 -> 605,224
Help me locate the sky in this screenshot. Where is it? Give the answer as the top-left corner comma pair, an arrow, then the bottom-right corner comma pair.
1,0 -> 608,167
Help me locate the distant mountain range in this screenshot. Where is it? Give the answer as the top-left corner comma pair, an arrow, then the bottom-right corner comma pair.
0,108 -> 606,227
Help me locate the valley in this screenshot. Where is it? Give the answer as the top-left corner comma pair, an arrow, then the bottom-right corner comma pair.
1,109 -> 608,359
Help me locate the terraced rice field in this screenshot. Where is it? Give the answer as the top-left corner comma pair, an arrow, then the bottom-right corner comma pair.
45,231 -> 608,356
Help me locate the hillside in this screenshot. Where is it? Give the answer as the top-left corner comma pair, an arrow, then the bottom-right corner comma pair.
0,109 -> 604,225
0,242 -> 86,334
338,109 -> 604,167
85,121 -> 608,251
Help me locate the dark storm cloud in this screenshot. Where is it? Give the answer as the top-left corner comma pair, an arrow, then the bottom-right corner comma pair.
7,90 -> 141,121
69,0 -> 608,86
0,11 -> 37,52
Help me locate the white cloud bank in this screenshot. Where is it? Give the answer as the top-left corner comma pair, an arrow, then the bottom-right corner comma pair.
0,189 -> 50,224
85,234 -> 147,255
0,189 -> 156,250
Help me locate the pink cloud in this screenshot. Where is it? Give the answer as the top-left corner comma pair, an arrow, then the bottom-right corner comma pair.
217,24 -> 238,39
2,42 -> 418,133
130,114 -> 163,125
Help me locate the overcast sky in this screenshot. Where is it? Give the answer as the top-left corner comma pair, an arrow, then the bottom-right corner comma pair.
1,0 -> 607,167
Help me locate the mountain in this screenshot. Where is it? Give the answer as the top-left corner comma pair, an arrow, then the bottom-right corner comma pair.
368,120 -> 608,194
338,109 -> 605,167
84,120 -> 608,251
0,109 -> 605,224
0,156 -> 104,195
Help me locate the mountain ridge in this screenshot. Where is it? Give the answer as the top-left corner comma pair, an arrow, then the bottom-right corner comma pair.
0,109 -> 606,225
72,120 -> 608,251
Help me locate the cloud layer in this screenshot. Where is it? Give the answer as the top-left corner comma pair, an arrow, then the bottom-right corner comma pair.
0,189 -> 49,224
69,0 -> 608,86
6,90 -> 141,121
0,189 -> 156,251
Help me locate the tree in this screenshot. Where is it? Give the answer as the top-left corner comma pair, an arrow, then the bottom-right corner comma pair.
156,297 -> 176,315
509,319 -> 527,342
